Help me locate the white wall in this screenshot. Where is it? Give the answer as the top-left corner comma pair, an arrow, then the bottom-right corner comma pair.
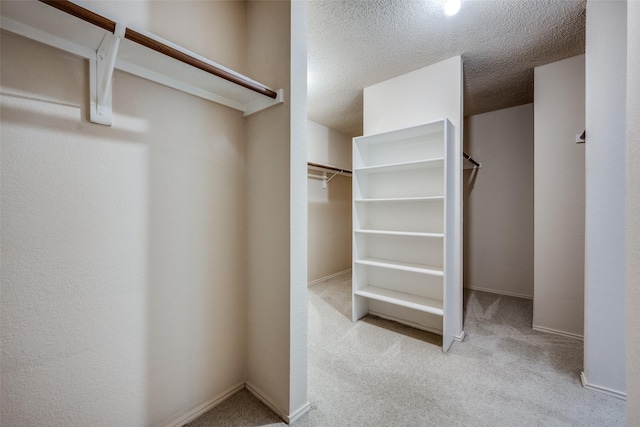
464,104 -> 534,299
0,1 -> 249,424
584,0 -> 626,397
361,56 -> 463,337
627,1 -> 640,420
245,0 -> 309,421
533,55 -> 585,338
308,120 -> 352,170
308,120 -> 352,282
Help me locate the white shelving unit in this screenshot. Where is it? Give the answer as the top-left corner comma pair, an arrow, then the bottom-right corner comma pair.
352,119 -> 463,352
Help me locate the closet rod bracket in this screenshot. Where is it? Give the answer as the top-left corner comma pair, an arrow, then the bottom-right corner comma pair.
321,171 -> 339,189
90,22 -> 125,125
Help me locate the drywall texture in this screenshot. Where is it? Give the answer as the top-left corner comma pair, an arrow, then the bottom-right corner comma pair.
584,0 -> 626,396
0,1 -> 249,423
308,120 -> 352,282
307,0 -> 586,137
361,56 -> 462,336
533,55 -> 585,338
463,104 -> 534,299
363,56 -> 462,136
245,0 -> 309,420
627,1 -> 640,422
308,120 -> 352,170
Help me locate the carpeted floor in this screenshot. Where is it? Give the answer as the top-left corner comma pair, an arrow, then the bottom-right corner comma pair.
187,272 -> 625,426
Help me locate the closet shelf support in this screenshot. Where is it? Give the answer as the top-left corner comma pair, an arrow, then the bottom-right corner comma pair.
91,23 -> 125,125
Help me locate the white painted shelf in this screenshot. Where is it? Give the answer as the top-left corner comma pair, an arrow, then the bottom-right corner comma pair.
354,258 -> 443,276
352,118 -> 462,353
354,158 -> 445,174
0,0 -> 283,125
354,286 -> 444,316
354,229 -> 444,238
354,196 -> 444,203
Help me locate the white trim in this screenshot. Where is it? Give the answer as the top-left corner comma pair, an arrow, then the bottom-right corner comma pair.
454,331 -> 466,342
245,382 -> 311,424
368,310 -> 443,336
532,324 -> 584,340
580,372 -> 627,400
164,382 -> 244,427
288,400 -> 312,424
464,285 -> 533,300
307,268 -> 352,286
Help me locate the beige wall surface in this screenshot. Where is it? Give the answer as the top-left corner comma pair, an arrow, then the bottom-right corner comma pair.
308,120 -> 352,283
627,1 -> 640,422
308,174 -> 352,282
0,1 -> 249,423
245,0 -> 309,420
533,55 -> 585,338
464,104 -> 534,298
308,120 -> 352,169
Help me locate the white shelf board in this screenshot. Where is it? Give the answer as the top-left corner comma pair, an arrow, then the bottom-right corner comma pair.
355,196 -> 444,203
354,229 -> 444,238
0,0 -> 282,117
353,120 -> 446,146
354,286 -> 444,316
354,158 -> 444,174
355,258 -> 443,276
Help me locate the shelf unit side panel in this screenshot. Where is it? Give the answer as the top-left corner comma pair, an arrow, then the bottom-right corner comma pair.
352,264 -> 370,321
443,119 -> 461,351
352,136 -> 367,170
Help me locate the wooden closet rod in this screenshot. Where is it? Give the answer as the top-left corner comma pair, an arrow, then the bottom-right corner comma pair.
38,0 -> 279,99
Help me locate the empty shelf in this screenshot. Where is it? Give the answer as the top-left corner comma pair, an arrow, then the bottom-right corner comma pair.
355,229 -> 444,238
355,258 -> 443,276
355,158 -> 444,174
354,286 -> 444,316
355,196 -> 444,203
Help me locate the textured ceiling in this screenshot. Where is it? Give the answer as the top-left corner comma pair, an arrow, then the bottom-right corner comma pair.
308,0 -> 586,137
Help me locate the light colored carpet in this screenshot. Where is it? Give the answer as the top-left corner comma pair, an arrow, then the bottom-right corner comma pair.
187,272 -> 625,426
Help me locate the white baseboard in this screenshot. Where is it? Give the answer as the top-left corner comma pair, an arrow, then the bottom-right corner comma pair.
165,382 -> 244,427
464,285 -> 533,300
245,381 -> 311,424
369,310 -> 443,336
532,324 -> 584,340
580,371 -> 626,400
288,400 -> 312,424
308,268 -> 352,286
454,331 -> 466,342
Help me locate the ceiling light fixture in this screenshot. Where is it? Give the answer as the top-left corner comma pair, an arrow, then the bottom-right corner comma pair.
443,0 -> 461,16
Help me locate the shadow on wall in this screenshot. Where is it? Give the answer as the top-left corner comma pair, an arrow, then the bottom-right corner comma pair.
1,28 -> 248,425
